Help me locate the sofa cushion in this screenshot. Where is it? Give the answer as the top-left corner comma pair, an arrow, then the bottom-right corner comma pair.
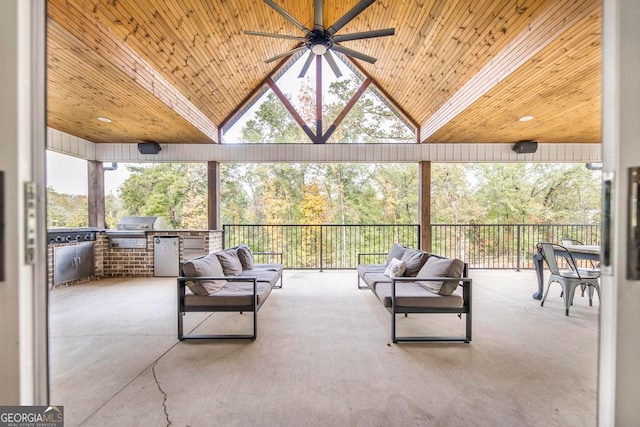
400,248 -> 430,277
235,245 -> 254,270
215,249 -> 243,276
357,263 -> 385,278
375,281 -> 463,308
361,272 -> 391,290
237,268 -> 281,287
385,244 -> 406,266
181,253 -> 227,296
184,281 -> 272,309
416,256 -> 464,296
384,258 -> 407,277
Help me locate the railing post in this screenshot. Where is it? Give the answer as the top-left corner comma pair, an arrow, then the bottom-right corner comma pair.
319,225 -> 323,272
516,224 -> 521,272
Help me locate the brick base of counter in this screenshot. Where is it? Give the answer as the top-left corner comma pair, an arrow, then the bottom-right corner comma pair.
48,230 -> 224,288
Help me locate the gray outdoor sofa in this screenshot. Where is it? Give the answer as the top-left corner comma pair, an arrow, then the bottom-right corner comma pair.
357,244 -> 472,343
177,246 -> 283,341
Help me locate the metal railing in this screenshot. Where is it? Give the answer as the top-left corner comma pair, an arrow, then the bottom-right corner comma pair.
223,224 -> 420,270
431,224 -> 600,270
223,223 -> 599,270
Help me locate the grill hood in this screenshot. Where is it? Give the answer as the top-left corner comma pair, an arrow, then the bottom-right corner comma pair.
115,216 -> 169,231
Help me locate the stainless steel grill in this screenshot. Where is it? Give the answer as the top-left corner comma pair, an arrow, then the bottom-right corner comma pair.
107,216 -> 169,248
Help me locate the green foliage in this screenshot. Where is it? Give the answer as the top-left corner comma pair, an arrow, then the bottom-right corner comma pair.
433,163 -> 601,224
218,162 -> 419,225
118,163 -> 207,229
325,77 -> 414,144
237,76 -> 414,144
240,93 -> 307,143
47,186 -> 88,228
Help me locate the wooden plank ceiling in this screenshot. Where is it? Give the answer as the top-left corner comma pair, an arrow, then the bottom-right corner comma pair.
46,0 -> 602,145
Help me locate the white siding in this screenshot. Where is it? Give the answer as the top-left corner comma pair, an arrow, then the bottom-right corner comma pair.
48,128 -> 601,163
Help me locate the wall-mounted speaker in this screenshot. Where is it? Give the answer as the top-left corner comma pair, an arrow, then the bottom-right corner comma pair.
512,140 -> 538,154
138,141 -> 162,155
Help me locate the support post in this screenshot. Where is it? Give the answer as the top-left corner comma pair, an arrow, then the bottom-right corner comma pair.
208,161 -> 220,230
87,160 -> 106,228
419,161 -> 432,252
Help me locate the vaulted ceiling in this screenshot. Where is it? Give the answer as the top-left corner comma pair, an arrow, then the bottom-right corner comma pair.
46,0 -> 601,145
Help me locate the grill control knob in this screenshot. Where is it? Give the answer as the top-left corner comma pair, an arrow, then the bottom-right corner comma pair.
55,236 -> 63,243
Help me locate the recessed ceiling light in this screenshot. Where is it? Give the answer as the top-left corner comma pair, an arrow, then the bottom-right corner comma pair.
97,117 -> 112,123
519,115 -> 534,122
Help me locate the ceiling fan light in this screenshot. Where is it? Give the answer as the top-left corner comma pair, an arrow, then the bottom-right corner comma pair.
311,43 -> 328,55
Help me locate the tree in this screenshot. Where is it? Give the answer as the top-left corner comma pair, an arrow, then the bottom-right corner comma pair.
240,93 -> 307,144
47,186 -> 88,228
473,163 -> 601,224
119,163 -> 206,228
431,164 -> 482,224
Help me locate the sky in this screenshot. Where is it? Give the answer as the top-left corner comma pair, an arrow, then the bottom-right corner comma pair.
46,151 -> 131,196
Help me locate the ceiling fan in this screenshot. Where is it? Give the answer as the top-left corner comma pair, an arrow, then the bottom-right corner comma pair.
245,0 -> 395,78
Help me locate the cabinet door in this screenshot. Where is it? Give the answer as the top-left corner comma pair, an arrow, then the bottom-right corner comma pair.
53,243 -> 95,285
75,243 -> 95,280
53,245 -> 78,285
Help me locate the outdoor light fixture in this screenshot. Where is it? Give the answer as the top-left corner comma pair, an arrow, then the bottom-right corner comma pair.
519,115 -> 535,122
137,141 -> 162,155
97,116 -> 112,123
512,140 -> 538,154
311,43 -> 328,55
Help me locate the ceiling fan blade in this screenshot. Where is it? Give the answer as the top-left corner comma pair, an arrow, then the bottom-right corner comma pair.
244,30 -> 307,41
265,46 -> 307,63
332,44 -> 377,64
264,0 -> 312,36
326,0 -> 375,35
323,50 -> 343,78
298,51 -> 315,78
332,28 -> 395,43
314,0 -> 324,31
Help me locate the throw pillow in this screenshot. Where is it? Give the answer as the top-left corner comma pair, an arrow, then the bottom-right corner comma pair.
385,243 -> 407,266
181,253 -> 227,295
384,258 -> 407,278
416,256 -> 464,296
400,248 -> 430,276
215,249 -> 243,276
235,245 -> 254,270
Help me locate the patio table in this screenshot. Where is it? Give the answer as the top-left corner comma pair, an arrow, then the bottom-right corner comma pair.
532,244 -> 601,300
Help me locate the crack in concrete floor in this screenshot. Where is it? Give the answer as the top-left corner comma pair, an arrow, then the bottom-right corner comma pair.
152,361 -> 171,427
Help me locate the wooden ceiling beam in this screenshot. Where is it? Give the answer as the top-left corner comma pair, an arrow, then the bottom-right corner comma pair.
49,2 -> 219,143
219,50 -> 304,137
419,0 -> 600,143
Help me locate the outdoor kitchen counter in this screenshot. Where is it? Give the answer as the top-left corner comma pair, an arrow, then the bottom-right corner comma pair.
47,229 -> 224,288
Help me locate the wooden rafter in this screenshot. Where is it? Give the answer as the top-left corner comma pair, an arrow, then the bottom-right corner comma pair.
339,54 -> 419,134
323,77 -> 372,142
219,50 -> 304,136
266,77 -> 317,143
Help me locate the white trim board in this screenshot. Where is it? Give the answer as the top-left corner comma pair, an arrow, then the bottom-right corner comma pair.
47,128 -> 601,163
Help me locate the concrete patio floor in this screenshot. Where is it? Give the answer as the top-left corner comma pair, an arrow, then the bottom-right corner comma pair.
48,269 -> 599,426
